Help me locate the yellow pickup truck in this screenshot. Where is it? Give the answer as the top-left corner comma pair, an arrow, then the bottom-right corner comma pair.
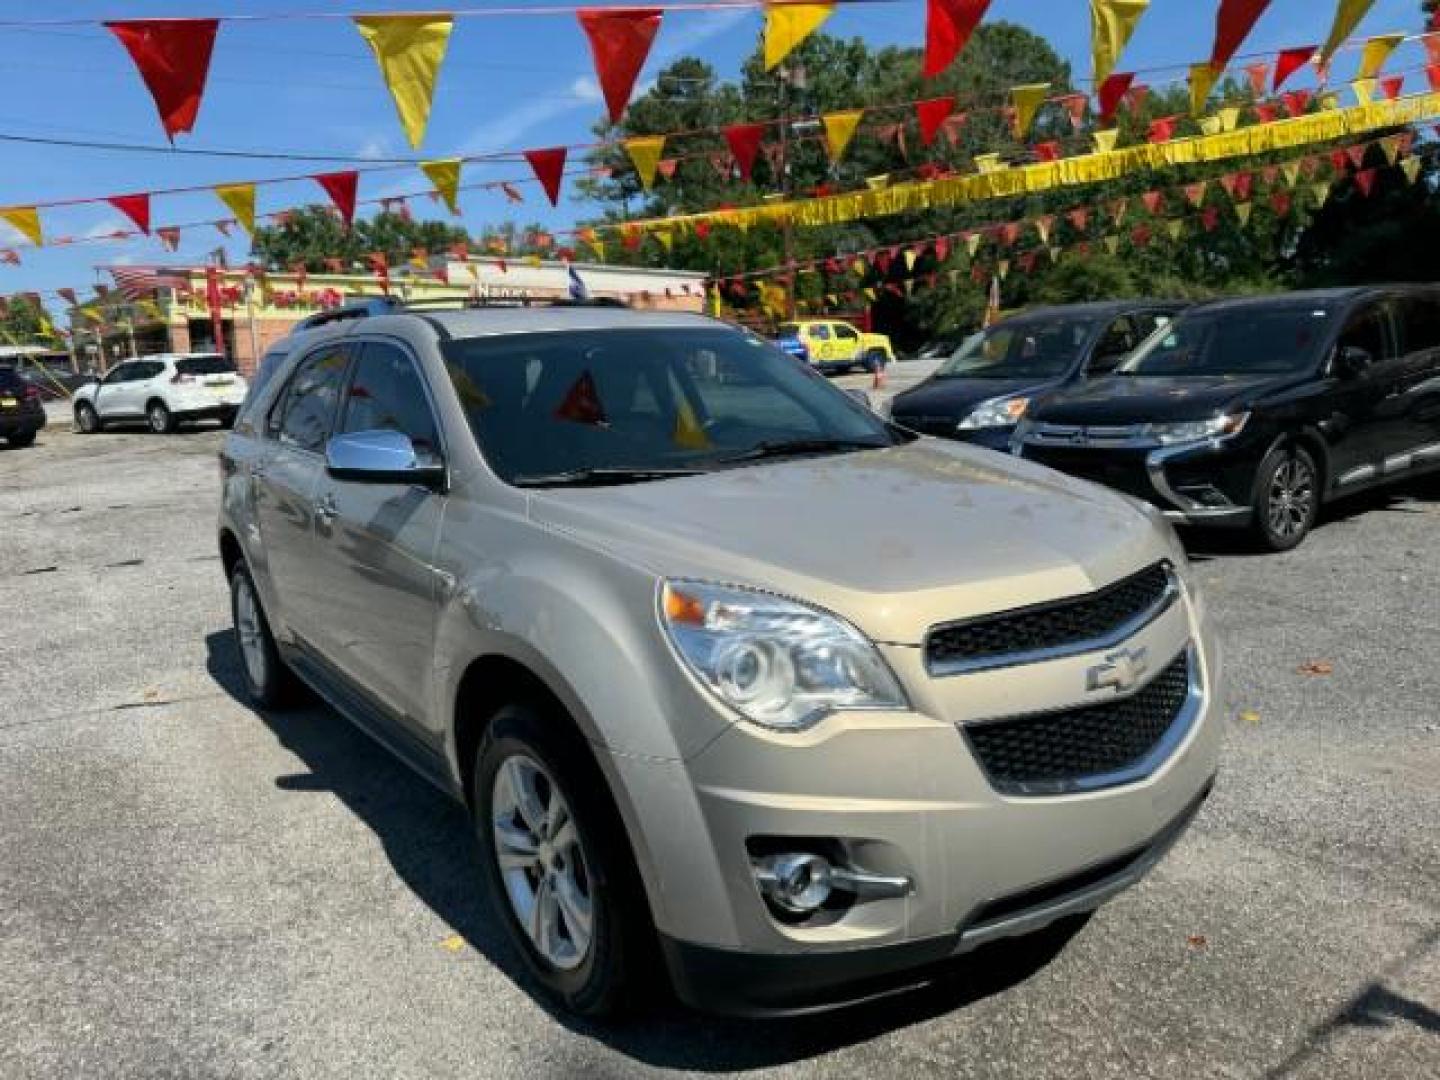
775,320 -> 896,373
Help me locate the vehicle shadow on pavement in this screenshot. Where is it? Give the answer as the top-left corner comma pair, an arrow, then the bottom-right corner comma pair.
204,630 -> 1083,1070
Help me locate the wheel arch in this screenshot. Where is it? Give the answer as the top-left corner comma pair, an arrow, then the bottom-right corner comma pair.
1291,426 -> 1332,498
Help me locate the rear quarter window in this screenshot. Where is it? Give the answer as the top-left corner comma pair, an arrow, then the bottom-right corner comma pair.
0,366 -> 22,390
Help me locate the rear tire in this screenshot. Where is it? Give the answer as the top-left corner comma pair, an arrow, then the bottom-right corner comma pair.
473,702 -> 653,1018
1249,443 -> 1319,552
147,400 -> 175,435
7,430 -> 36,448
75,402 -> 101,434
228,562 -> 301,708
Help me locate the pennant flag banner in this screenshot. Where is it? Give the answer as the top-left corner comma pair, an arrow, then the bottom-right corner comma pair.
1244,61 -> 1270,95
525,147 -> 568,206
1351,79 -> 1375,106
1097,72 -> 1135,124
822,110 -> 864,160
764,2 -> 834,70
1011,83 -> 1050,138
1190,62 -> 1220,116
105,19 -> 220,141
107,193 -> 151,235
1275,45 -> 1316,91
924,0 -> 992,78
624,135 -> 667,190
1093,128 -> 1121,153
1357,33 -> 1404,80
420,158 -> 462,214
1402,156 -> 1423,183
214,183 -> 256,235
1218,106 -> 1242,132
916,96 -> 955,146
724,123 -> 766,180
314,171 -> 359,226
1212,1 -> 1274,71
354,15 -> 454,149
578,8 -> 663,122
0,207 -> 42,247
1321,0 -> 1378,65
1380,74 -> 1404,100
1091,0 -> 1151,84
158,226 -> 181,251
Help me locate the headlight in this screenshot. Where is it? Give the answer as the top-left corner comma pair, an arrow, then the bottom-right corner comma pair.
659,581 -> 907,730
957,395 -> 1030,430
1145,412 -> 1249,445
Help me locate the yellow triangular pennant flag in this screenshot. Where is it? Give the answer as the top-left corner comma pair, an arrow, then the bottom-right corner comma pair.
1186,179 -> 1208,206
864,174 -> 890,191
1380,136 -> 1401,165
1011,83 -> 1051,138
672,398 -> 711,450
965,233 -> 982,257
1321,0 -> 1377,65
1311,181 -> 1332,206
1357,32 -> 1403,79
1235,201 -> 1253,226
1166,219 -> 1184,241
420,158 -> 462,214
624,136 -> 667,191
973,153 -> 1004,174
654,227 -> 674,252
1111,198 -> 1129,226
1402,157 -> 1423,184
1218,106 -> 1241,132
903,249 -> 917,273
215,183 -> 256,235
1282,162 -> 1302,187
1093,128 -> 1120,154
1189,62 -> 1219,117
1350,79 -> 1375,106
1103,235 -> 1120,255
589,238 -> 606,262
997,259 -> 1010,281
1092,0 -> 1151,85
0,206 -> 42,247
822,110 -> 864,161
1199,115 -> 1223,136
862,287 -> 876,301
1035,217 -> 1051,244
851,257 -> 867,276
764,2 -> 834,70
355,15 -> 455,150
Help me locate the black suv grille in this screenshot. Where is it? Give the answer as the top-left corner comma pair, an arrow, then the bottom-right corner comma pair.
926,562 -> 1173,673
962,650 -> 1192,795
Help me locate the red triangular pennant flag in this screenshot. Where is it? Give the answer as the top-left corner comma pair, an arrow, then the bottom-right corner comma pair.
1057,93 -> 1088,130
554,370 -> 607,425
1379,74 -> 1404,100
1125,84 -> 1150,113
940,112 -> 968,147
1428,64 -> 1440,92
157,225 -> 181,251
1131,224 -> 1152,248
1212,1 -> 1274,71
525,147 -> 568,205
724,123 -> 765,181
1067,208 -> 1090,231
1346,144 -> 1368,170
577,8 -> 662,123
1142,191 -> 1164,215
1329,148 -> 1350,173
1033,141 -> 1061,162
1274,46 -> 1315,91
105,19 -> 220,141
107,193 -> 151,235
1201,207 -> 1221,232
1244,61 -> 1270,96
1148,116 -> 1178,143
923,0 -> 992,78
933,236 -> 950,262
1281,89 -> 1312,118
1254,102 -> 1279,124
1354,168 -> 1377,197
915,96 -> 955,146
313,171 -> 359,226
1270,191 -> 1292,216
1097,72 -> 1134,125
656,157 -> 678,180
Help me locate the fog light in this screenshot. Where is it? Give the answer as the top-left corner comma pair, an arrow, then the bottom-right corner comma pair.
753,853 -> 834,914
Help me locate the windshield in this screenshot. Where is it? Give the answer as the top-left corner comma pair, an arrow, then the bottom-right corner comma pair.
936,316 -> 1097,379
176,355 -> 236,376
441,327 -> 903,485
1118,305 -> 1332,376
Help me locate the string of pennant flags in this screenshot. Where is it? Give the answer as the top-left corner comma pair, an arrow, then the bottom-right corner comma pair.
2,24 -> 1438,265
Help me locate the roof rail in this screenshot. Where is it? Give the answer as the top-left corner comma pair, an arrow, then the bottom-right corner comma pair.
289,294 -> 628,334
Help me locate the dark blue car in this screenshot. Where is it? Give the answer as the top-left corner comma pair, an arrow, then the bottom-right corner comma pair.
889,300 -> 1188,450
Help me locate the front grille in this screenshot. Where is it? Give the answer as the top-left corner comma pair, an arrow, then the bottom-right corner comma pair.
962,650 -> 1193,795
1022,446 -> 1160,501
926,561 -> 1173,674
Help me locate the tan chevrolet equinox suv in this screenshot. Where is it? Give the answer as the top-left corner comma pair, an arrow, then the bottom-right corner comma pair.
218,300 -> 1222,1017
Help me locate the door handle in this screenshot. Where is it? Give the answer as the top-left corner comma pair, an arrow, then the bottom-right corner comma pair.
313,494 -> 338,524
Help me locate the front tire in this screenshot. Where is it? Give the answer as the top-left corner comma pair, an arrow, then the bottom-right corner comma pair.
1250,443 -> 1319,552
75,402 -> 101,434
7,430 -> 36,448
147,400 -> 175,434
474,703 -> 650,1017
229,562 -> 301,708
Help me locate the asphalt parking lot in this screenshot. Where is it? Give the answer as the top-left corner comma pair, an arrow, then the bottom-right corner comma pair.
2,399 -> 1437,1080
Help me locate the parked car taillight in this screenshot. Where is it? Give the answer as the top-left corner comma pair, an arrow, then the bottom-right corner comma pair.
22,383 -> 40,400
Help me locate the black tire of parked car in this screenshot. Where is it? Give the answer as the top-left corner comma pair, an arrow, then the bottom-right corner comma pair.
473,702 -> 653,1018
228,562 -> 303,708
74,402 -> 101,434
1249,442 -> 1320,552
7,431 -> 36,448
219,411 -> 236,430
147,401 -> 176,435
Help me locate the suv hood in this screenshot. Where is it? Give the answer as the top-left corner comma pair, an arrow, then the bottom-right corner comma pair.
528,439 -> 1172,646
1031,373 -> 1297,424
892,376 -> 1059,422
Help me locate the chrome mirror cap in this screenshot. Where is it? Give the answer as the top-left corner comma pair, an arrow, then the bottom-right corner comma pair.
325,429 -> 444,487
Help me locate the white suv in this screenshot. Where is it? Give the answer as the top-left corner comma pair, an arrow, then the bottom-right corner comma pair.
73,353 -> 248,434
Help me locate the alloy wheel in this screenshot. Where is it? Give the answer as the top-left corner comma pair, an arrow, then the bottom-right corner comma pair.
490,752 -> 594,971
1267,457 -> 1315,539
233,575 -> 269,691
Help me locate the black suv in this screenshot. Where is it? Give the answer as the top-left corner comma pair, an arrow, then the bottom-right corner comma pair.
0,365 -> 46,447
1014,287 -> 1440,550
890,300 -> 1187,450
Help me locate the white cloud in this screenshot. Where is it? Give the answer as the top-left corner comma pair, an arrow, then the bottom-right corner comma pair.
356,135 -> 392,160
570,76 -> 603,103
83,217 -> 128,241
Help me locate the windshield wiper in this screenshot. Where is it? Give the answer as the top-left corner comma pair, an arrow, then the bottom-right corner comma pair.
718,437 -> 890,464
512,466 -> 708,488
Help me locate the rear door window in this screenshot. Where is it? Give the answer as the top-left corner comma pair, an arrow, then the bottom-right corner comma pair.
1335,305 -> 1393,368
1398,296 -> 1440,354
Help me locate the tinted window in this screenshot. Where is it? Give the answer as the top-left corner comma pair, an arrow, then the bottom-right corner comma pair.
103,364 -> 134,384
1122,305 -> 1334,376
175,355 -> 236,376
938,315 -> 1097,379
1399,297 -> 1440,353
441,327 -> 898,484
135,361 -> 166,380
833,324 -> 858,341
339,342 -> 441,459
272,346 -> 349,453
1090,316 -> 1139,372
0,366 -> 21,390
1334,306 -> 1389,366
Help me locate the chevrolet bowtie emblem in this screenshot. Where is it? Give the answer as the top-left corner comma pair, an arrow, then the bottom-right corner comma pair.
1086,647 -> 1150,694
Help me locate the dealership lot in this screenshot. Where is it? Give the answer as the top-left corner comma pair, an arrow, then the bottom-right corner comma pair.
1,415 -> 1437,1079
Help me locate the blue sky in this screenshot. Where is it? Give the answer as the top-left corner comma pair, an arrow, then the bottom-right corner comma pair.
0,0 -> 1425,304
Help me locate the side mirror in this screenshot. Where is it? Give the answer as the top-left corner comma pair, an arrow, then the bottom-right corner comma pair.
1335,345 -> 1373,379
325,429 -> 445,488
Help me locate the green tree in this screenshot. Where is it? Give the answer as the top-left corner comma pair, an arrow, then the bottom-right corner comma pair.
252,207 -> 472,272
0,295 -> 55,345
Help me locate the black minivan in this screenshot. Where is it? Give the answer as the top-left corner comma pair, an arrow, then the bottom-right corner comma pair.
889,300 -> 1187,450
1015,287 -> 1440,550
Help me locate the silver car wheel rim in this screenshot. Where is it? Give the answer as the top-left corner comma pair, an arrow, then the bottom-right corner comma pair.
234,577 -> 268,690
491,753 -> 594,971
1267,458 -> 1314,538
149,406 -> 166,432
